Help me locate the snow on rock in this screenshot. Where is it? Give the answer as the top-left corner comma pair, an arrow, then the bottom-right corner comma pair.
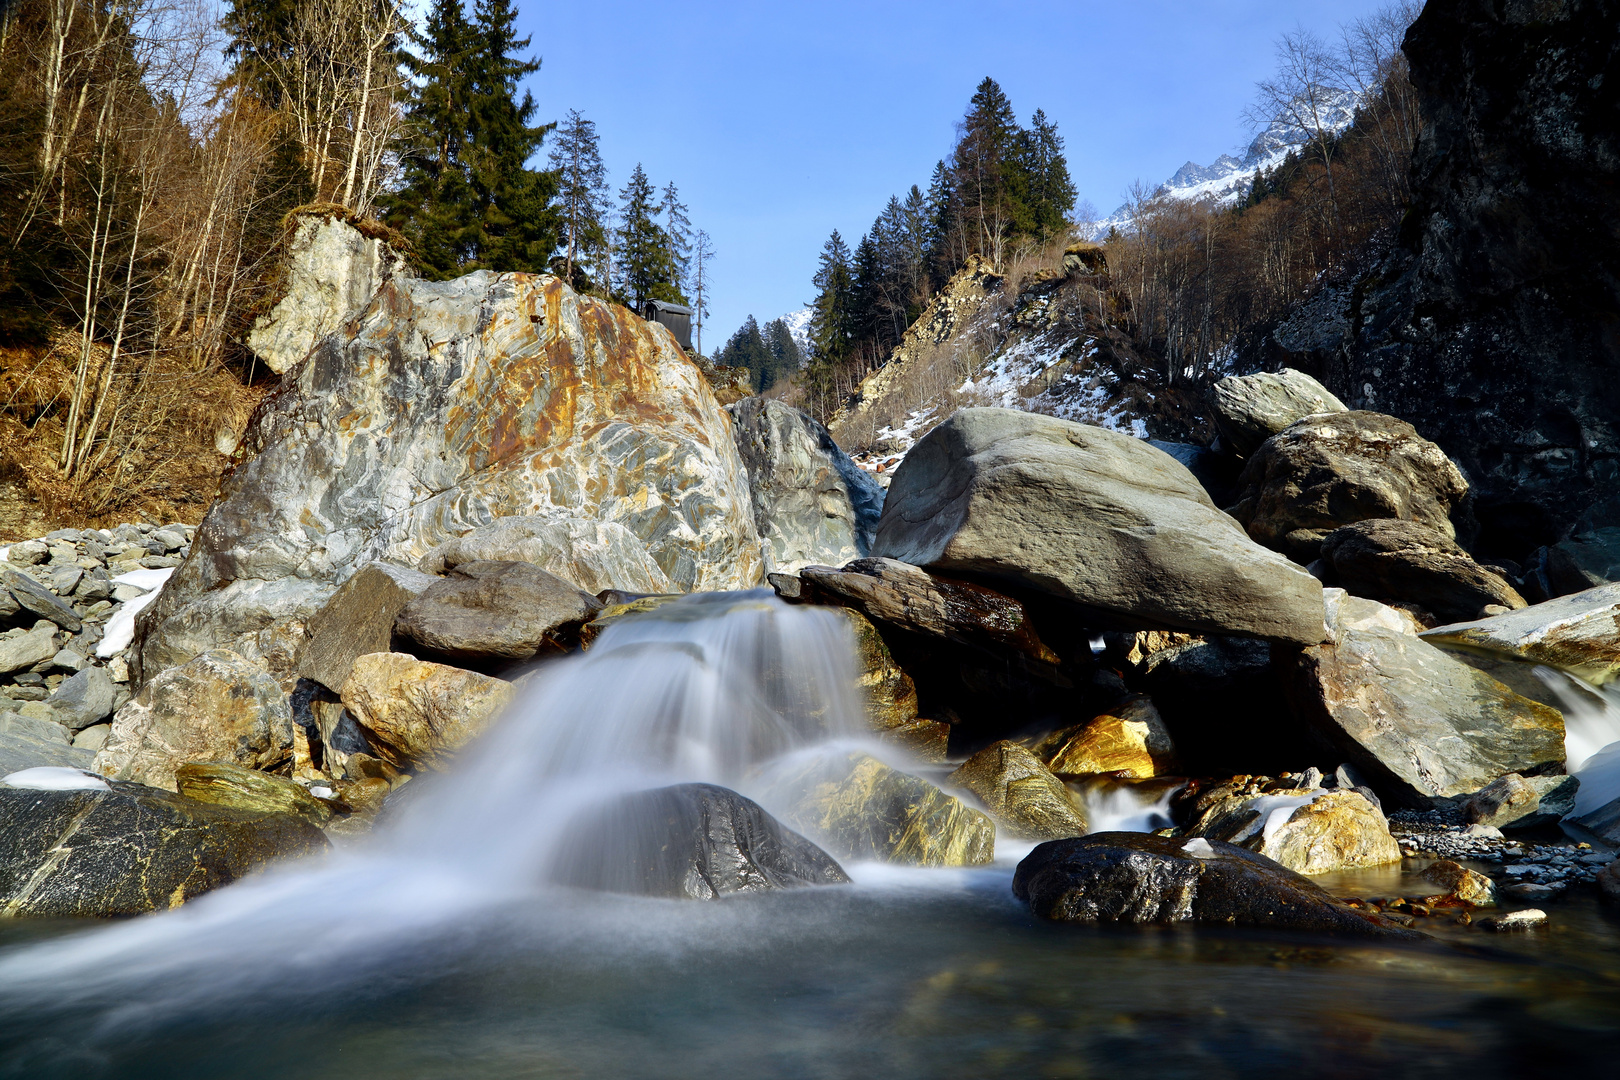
97,568 -> 175,659
2,766 -> 110,791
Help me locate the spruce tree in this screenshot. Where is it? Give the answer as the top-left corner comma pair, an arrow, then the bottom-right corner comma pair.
763,318 -> 804,378
547,108 -> 610,287
1021,109 -> 1077,241
615,164 -> 683,307
953,77 -> 1029,260
809,230 -> 854,365
661,181 -> 692,296
718,315 -> 774,391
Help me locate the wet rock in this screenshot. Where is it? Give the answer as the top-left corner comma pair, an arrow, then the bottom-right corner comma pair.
871,408 -> 1324,644
1420,583 -> 1620,687
1571,794 -> 1620,847
395,560 -> 601,665
138,270 -> 762,682
338,652 -> 514,770
768,750 -> 995,867
0,628 -> 56,675
1181,777 -> 1401,875
1599,860 -> 1620,904
948,741 -> 1088,841
174,761 -> 334,827
1320,519 -> 1525,624
1012,833 -> 1420,937
296,561 -> 437,694
42,667 -> 117,731
1230,412 -> 1469,564
1287,590 -> 1565,808
731,397 -> 885,573
551,783 -> 848,899
1480,909 -> 1546,932
833,607 -> 918,732
1026,697 -> 1176,779
1210,369 -> 1347,458
0,712 -> 92,774
1463,773 -> 1580,831
577,594 -> 683,648
94,650 -> 294,791
0,780 -> 327,917
417,515 -> 673,595
1420,859 -> 1497,907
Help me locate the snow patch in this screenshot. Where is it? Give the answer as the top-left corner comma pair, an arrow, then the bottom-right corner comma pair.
97,567 -> 175,658
2,767 -> 109,791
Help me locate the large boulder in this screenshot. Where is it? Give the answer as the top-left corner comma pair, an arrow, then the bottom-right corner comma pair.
245,210 -> 410,375
870,409 -> 1325,644
1420,583 -> 1620,686
136,271 -> 762,682
730,397 -> 885,573
0,712 -> 93,774
0,777 -> 328,917
550,783 -> 849,899
1230,411 -> 1470,563
766,750 -> 995,867
338,652 -> 514,770
297,560 -> 438,694
1011,833 -> 1419,937
94,650 -> 294,791
393,560 -> 601,665
1320,518 -> 1526,624
947,741 -> 1089,841
1210,369 -> 1346,458
1462,772 -> 1580,830
416,515 -> 672,594
1287,590 -> 1566,808
830,606 -> 919,733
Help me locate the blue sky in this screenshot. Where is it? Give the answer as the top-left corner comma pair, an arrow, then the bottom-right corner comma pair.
516,0 -> 1399,350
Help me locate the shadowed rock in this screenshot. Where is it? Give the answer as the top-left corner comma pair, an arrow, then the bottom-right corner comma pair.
298,561 -> 437,694
948,741 -> 1088,841
1321,518 -> 1525,624
1421,583 -> 1620,687
394,560 -> 601,664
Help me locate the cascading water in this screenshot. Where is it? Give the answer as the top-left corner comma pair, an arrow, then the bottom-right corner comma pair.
1536,667 -> 1620,818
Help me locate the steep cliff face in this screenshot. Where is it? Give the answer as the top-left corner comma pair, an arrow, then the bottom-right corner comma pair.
136,266 -> 762,682
1296,0 -> 1620,555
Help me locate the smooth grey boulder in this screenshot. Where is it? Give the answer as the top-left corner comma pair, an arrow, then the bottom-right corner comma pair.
1421,583 -> 1620,687
395,560 -> 601,663
1230,411 -> 1469,563
1012,832 -> 1420,937
731,397 -> 886,573
1287,590 -> 1566,808
0,780 -> 328,917
550,783 -> 849,899
43,667 -> 117,731
870,408 -> 1325,644
417,514 -> 673,594
1,567 -> 80,631
1210,369 -> 1347,458
1463,772 -> 1580,830
0,627 -> 56,675
0,712 -> 93,774
1320,518 -> 1526,624
297,561 -> 438,693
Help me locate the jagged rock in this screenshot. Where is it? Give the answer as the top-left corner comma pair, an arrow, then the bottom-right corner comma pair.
1420,860 -> 1497,907
1420,583 -> 1620,686
550,783 -> 849,899
137,271 -> 762,682
1534,497 -> 1620,596
416,515 -> 672,595
1184,782 -> 1401,875
1287,590 -> 1566,808
1061,241 -> 1106,275
1012,833 -> 1420,937
1210,369 -> 1347,458
297,561 -> 438,694
6,541 -> 46,566
948,741 -> 1088,841
174,761 -> 334,827
1230,412 -> 1470,563
832,606 -> 918,732
871,408 -> 1324,644
246,210 -> 410,374
1320,518 -> 1526,624
42,667 -> 117,731
730,398 -> 885,573
1463,772 -> 1580,830
94,650 -> 294,791
394,560 -> 601,664
692,354 -> 753,406
1,567 -> 81,631
338,652 -> 514,770
767,750 -> 995,867
1026,697 -> 1177,779
0,627 -> 57,675
0,780 -> 327,917
0,712 -> 93,774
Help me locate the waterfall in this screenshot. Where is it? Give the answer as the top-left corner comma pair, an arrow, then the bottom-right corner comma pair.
1536,667 -> 1620,818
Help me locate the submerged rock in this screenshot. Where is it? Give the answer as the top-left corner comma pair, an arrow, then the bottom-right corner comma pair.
731,397 -> 885,573
1420,583 -> 1620,686
1320,518 -> 1525,624
394,560 -> 601,664
871,408 -> 1324,644
1012,833 -> 1419,937
1287,591 -> 1565,808
768,750 -> 995,867
1210,369 -> 1347,458
948,741 -> 1088,841
416,515 -> 672,595
1230,411 -> 1469,563
551,783 -> 848,899
0,780 -> 327,917
339,652 -> 514,770
1420,859 -> 1497,907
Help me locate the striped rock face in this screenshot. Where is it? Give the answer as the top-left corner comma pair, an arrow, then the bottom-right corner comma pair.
137,271 -> 762,681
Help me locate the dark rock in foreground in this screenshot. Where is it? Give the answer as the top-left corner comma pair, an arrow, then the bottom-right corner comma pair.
1012,832 -> 1421,939
550,783 -> 849,900
0,781 -> 329,917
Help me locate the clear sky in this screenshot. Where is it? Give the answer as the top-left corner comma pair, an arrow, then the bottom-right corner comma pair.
516,0 -> 1401,351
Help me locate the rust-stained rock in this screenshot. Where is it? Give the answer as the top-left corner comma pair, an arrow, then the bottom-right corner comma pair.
94,650 -> 293,791
298,561 -> 437,693
339,652 -> 514,770
948,741 -> 1088,841
136,271 -> 762,683
1026,697 -> 1176,779
175,760 -> 334,827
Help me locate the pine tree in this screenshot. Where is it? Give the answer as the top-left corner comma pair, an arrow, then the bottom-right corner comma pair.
763,318 -> 804,379
660,181 -> 692,296
717,315 -> 775,391
547,108 -> 609,287
615,163 -> 680,307
953,76 -> 1028,264
809,229 -> 854,365
1021,108 -> 1077,241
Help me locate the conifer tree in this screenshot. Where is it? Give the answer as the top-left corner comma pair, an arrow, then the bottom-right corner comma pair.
809,229 -> 854,365
1021,108 -> 1077,241
660,181 -> 692,296
718,315 -> 774,391
615,163 -> 681,307
763,317 -> 804,378
691,228 -> 715,352
548,108 -> 609,286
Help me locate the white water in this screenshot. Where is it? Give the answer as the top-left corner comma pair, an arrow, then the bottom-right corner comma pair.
1537,667 -> 1620,819
1077,778 -> 1180,832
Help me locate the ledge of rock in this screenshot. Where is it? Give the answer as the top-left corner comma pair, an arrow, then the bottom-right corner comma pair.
1420,583 -> 1620,686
